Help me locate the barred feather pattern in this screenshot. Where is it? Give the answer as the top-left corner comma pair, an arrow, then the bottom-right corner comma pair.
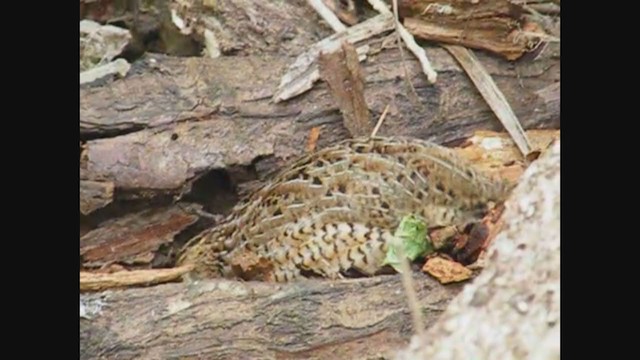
177,136 -> 513,282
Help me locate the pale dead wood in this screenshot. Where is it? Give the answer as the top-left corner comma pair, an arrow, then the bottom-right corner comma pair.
80,266 -> 194,292
319,42 -> 372,137
80,58 -> 131,85
454,129 -> 560,183
321,0 -> 359,25
80,19 -> 131,72
79,274 -> 462,359
370,103 -> 390,137
444,44 -> 532,156
396,140 -> 560,360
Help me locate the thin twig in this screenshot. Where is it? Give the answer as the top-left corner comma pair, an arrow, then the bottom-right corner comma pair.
392,16 -> 421,102
80,266 -> 194,292
444,45 -> 532,156
395,237 -> 426,336
367,0 -> 427,336
176,201 -> 223,222
367,0 -> 437,83
393,0 -> 426,336
370,103 -> 390,137
307,0 -> 347,32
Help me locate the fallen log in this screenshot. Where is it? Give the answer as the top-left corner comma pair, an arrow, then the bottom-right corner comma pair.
80,44 -> 559,193
79,139 -> 560,359
80,274 -> 462,359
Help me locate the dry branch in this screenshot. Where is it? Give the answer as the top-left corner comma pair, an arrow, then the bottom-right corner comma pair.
80,274 -> 462,359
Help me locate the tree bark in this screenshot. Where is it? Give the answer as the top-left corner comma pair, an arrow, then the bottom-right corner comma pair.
168,0 -> 334,57
80,204 -> 201,268
80,44 -> 559,194
399,0 -> 530,61
80,274 -> 462,360
80,180 -> 115,215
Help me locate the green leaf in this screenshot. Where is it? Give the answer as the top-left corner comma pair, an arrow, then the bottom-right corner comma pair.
383,214 -> 433,273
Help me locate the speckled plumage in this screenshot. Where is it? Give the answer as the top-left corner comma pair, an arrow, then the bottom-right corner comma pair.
177,136 -> 513,282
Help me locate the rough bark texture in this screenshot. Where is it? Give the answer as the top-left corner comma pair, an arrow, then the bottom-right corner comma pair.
168,0 -> 334,56
80,180 -> 115,215
80,274 -> 462,360
80,43 -> 559,193
396,140 -> 560,360
399,0 -> 533,61
80,204 -> 201,268
319,41 -> 372,137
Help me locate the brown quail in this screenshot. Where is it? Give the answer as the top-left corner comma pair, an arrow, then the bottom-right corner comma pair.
177,136 -> 513,282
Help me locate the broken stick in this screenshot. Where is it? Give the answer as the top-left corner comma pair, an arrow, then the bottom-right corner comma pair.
319,42 -> 372,137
